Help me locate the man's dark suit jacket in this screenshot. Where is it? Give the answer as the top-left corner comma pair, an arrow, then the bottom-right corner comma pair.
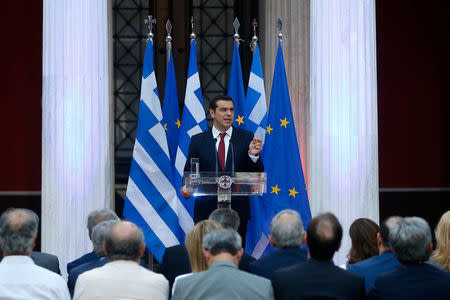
67,251 -> 98,274
31,251 -> 61,274
157,244 -> 256,290
347,252 -> 401,294
249,247 -> 307,279
272,258 -> 366,300
68,257 -> 108,296
368,263 -> 450,300
185,126 -> 264,240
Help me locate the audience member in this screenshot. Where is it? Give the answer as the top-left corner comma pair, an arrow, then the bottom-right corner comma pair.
430,210 -> 450,271
68,220 -> 118,296
369,217 -> 450,299
172,228 -> 274,300
272,212 -> 365,300
73,221 -> 168,300
249,209 -> 307,279
348,216 -> 403,294
67,208 -> 119,274
343,218 -> 380,269
208,208 -> 256,271
0,208 -> 70,299
157,208 -> 255,289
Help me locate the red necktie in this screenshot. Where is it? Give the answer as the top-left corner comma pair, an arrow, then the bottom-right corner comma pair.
218,133 -> 226,171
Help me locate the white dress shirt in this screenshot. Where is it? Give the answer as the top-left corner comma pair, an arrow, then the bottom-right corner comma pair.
212,126 -> 258,165
74,260 -> 169,300
0,255 -> 70,300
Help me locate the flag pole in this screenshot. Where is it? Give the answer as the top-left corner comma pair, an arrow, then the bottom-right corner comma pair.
165,20 -> 173,67
250,18 -> 258,52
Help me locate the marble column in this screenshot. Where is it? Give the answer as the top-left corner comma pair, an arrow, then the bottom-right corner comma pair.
42,0 -> 113,277
310,0 -> 379,265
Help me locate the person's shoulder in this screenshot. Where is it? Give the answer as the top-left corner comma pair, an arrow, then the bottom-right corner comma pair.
191,128 -> 212,140
348,255 -> 380,272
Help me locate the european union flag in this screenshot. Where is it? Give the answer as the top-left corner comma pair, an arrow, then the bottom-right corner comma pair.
162,50 -> 180,167
228,40 -> 246,127
246,40 -> 312,258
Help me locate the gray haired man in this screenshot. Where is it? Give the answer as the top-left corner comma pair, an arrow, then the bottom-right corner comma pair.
249,209 -> 307,279
369,217 -> 450,299
67,208 -> 119,273
0,208 -> 70,299
172,229 -> 274,300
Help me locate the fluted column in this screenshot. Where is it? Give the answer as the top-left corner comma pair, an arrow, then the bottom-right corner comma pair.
42,0 -> 112,277
310,0 -> 379,265
260,0 -> 311,190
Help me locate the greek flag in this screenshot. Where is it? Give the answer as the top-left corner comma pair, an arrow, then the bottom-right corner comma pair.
123,40 -> 191,262
243,44 -> 268,144
173,40 -> 208,219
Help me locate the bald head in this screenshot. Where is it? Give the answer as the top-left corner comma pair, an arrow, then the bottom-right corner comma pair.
0,208 -> 39,255
270,209 -> 304,249
306,213 -> 342,261
104,221 -> 145,262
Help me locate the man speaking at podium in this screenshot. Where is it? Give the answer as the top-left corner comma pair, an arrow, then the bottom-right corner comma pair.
181,95 -> 264,241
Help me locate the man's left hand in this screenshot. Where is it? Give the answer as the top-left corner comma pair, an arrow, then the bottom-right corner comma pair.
249,136 -> 263,156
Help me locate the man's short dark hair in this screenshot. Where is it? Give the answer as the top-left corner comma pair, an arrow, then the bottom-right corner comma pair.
202,228 -> 241,256
380,216 -> 403,248
0,208 -> 39,255
208,208 -> 240,231
209,95 -> 234,111
104,221 -> 144,261
306,213 -> 342,261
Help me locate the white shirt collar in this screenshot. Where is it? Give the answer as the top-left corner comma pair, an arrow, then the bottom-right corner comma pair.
0,255 -> 34,265
212,125 -> 233,139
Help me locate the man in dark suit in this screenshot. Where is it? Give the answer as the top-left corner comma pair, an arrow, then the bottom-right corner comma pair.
181,95 -> 264,240
66,209 -> 119,274
249,209 -> 307,279
272,213 -> 365,300
156,208 -> 255,290
68,220 -> 118,296
31,251 -> 61,274
369,217 -> 450,299
348,216 -> 402,294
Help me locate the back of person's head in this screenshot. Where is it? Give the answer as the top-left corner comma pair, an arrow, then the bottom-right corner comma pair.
87,209 -> 119,237
270,209 -> 304,249
379,216 -> 403,249
347,218 -> 380,264
208,208 -> 240,231
306,213 -> 342,261
91,220 -> 119,257
186,220 -> 222,272
0,208 -> 39,255
104,221 -> 144,261
389,217 -> 432,265
431,211 -> 450,270
202,228 -> 242,256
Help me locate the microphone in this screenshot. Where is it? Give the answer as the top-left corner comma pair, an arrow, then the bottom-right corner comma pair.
229,140 -> 235,176
213,138 -> 218,174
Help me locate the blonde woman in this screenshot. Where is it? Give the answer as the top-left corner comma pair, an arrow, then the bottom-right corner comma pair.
430,210 -> 450,271
172,220 -> 222,295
